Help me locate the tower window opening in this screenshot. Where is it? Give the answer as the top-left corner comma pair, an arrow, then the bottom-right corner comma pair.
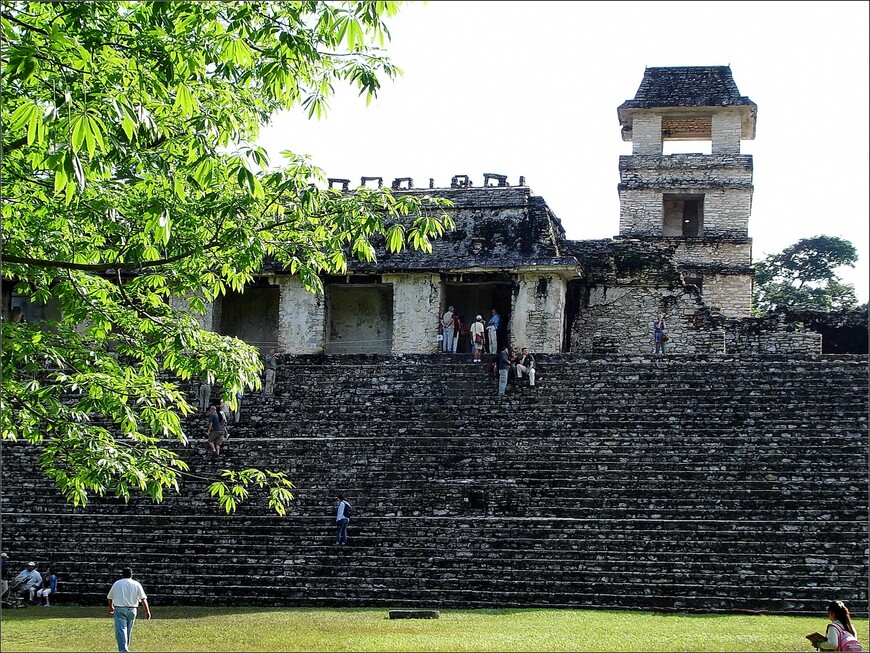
663,194 -> 704,237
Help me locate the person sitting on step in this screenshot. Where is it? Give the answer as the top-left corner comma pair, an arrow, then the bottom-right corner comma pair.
37,566 -> 58,607
515,347 -> 537,386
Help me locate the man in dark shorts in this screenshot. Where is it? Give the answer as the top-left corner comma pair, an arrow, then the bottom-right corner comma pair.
206,405 -> 226,455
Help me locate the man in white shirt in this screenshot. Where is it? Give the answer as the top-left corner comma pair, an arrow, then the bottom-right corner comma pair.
107,567 -> 151,653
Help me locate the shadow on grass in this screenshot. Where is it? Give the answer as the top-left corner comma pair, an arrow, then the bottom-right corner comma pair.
0,605 -> 829,623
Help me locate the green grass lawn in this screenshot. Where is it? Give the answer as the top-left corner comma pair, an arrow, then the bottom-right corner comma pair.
1,606 -> 866,652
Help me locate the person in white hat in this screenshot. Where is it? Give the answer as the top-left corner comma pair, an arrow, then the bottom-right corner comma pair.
470,315 -> 485,363
10,561 -> 41,603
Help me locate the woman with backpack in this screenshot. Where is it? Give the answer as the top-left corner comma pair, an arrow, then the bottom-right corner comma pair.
811,600 -> 862,651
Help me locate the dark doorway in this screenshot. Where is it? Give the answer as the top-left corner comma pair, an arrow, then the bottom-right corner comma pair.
326,283 -> 393,354
218,285 -> 279,349
563,280 -> 587,352
443,281 -> 512,353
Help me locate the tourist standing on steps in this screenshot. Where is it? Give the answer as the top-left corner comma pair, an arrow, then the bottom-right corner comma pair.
470,315 -> 485,363
197,372 -> 211,413
263,347 -> 278,395
516,347 -> 537,386
218,399 -> 232,429
440,305 -> 455,352
107,567 -> 150,653
233,391 -> 243,424
653,315 -> 668,355
486,309 -> 501,355
497,346 -> 511,395
206,405 -> 226,456
451,312 -> 463,353
335,495 -> 352,546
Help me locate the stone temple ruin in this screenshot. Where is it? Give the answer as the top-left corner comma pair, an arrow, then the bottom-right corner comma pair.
190,66 -> 863,358
2,67 -> 867,614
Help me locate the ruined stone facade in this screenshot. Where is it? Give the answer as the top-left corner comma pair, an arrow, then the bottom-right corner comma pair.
205,67 -> 844,357
2,66 -> 867,616
10,67 -> 858,356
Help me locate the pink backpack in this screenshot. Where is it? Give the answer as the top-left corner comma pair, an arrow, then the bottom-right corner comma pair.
829,623 -> 862,652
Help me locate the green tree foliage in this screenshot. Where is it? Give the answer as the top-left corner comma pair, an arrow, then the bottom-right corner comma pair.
1,1 -> 451,513
753,236 -> 859,314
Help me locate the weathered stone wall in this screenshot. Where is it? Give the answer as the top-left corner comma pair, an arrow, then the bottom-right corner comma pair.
510,273 -> 567,353
711,110 -> 742,155
386,273 -> 440,354
630,113 -> 662,155
618,155 -> 753,238
277,276 -> 326,354
697,272 -> 752,318
723,311 -> 825,356
569,284 -> 706,355
670,239 -> 751,266
2,354 -> 866,614
326,284 -> 393,354
774,306 -> 869,355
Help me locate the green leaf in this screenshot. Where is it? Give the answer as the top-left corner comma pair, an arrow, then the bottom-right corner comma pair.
70,114 -> 88,153
174,83 -> 197,115
7,101 -> 38,132
87,114 -> 107,153
121,115 -> 136,141
172,177 -> 187,201
26,107 -> 43,146
70,152 -> 85,192
386,224 -> 404,252
53,167 -> 68,194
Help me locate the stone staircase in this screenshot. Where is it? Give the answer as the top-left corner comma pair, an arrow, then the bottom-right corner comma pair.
2,353 -> 867,614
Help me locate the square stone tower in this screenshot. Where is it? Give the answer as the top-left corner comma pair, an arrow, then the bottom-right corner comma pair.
617,66 -> 757,317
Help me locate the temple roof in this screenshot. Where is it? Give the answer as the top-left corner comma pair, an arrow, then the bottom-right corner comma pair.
618,66 -> 756,110
348,189 -> 575,273
263,186 -> 577,276
617,66 -> 757,141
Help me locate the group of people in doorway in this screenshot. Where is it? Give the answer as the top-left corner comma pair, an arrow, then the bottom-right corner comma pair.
444,307 -> 673,358
441,307 -> 503,358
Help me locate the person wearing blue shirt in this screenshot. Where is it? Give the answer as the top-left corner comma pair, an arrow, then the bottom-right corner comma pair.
486,309 -> 501,354
37,566 -> 58,607
335,495 -> 352,546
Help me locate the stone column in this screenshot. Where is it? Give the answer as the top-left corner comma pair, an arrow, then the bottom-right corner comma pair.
384,273 -> 440,354
277,276 -> 326,353
632,113 -> 662,155
712,110 -> 742,155
511,274 -> 567,353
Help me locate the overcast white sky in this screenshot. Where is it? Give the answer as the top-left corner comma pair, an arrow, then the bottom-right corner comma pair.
258,0 -> 870,303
